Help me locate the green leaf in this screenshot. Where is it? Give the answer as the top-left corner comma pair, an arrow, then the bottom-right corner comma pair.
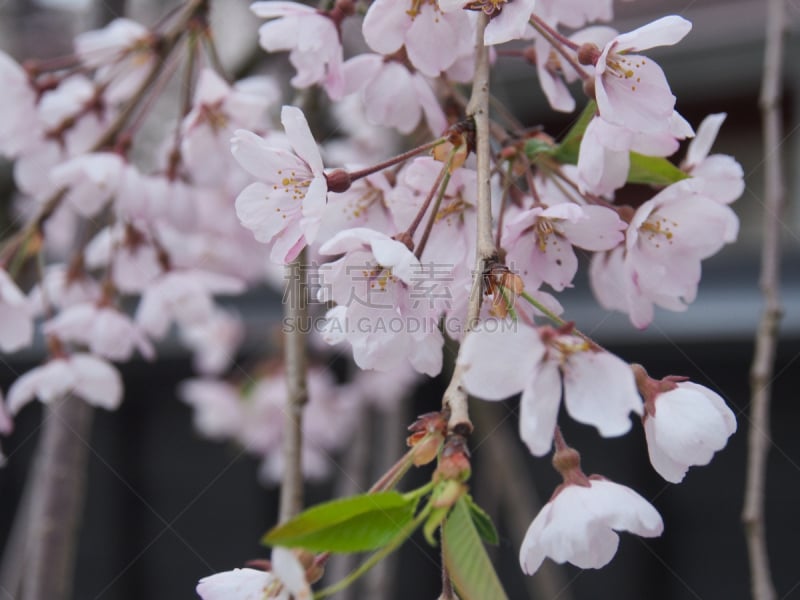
464,494 -> 499,546
423,506 -> 450,546
442,497 -> 509,600
627,152 -> 689,186
549,100 -> 597,164
262,491 -> 418,553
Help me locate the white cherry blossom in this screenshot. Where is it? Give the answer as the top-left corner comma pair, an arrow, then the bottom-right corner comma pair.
232,106 -> 327,264
594,16 -> 692,134
520,478 -> 663,574
644,381 -> 737,483
7,353 -> 123,414
0,269 -> 34,353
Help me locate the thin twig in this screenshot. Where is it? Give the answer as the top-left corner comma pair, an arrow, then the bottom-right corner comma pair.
742,1 -> 786,598
442,13 -> 497,436
279,248 -> 309,523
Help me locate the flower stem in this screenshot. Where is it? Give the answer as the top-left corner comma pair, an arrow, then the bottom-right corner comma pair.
346,138 -> 446,183
528,16 -> 590,81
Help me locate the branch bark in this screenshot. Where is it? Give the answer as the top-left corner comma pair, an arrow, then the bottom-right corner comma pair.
742,1 -> 786,598
23,396 -> 94,600
278,249 -> 309,523
442,13 -> 497,436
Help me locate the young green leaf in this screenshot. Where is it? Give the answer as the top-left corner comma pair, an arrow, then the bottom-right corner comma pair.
548,101 -> 597,164
262,491 -> 417,553
627,152 -> 689,186
423,505 -> 450,546
464,494 -> 499,545
442,497 -> 509,600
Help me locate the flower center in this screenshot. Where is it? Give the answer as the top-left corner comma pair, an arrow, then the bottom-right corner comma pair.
605,53 -> 645,92
275,169 -> 312,201
639,214 -> 677,248
465,0 -> 508,17
406,0 -> 438,18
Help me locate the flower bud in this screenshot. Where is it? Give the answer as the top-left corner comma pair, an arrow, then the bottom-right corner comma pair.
325,169 -> 352,193
577,43 -> 600,66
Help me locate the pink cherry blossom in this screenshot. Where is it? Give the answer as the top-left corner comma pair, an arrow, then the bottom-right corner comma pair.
576,112 -> 693,196
49,152 -> 125,217
440,0 -> 536,45
179,379 -> 243,440
342,54 -> 446,135
178,308 -> 243,376
625,181 -> 737,327
362,0 -> 473,78
594,16 -> 692,134
75,18 -> 155,104
681,113 -> 745,204
7,353 -> 123,414
459,323 -> 642,455
42,303 -> 154,362
181,69 -> 277,186
318,227 -> 446,376
537,0 -> 613,29
0,269 -> 34,353
520,478 -> 663,574
504,202 -> 625,291
0,51 -> 41,158
644,382 -> 737,483
252,1 -> 345,99
135,269 -> 245,339
232,106 -> 327,264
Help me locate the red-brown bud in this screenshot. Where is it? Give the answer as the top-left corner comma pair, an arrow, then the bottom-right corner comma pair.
577,42 -> 601,66
325,169 -> 352,193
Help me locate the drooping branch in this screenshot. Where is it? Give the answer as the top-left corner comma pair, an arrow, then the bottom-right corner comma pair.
742,1 -> 786,598
442,13 -> 497,436
279,248 -> 309,523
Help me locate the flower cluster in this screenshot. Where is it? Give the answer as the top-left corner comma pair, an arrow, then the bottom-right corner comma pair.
0,0 -> 744,595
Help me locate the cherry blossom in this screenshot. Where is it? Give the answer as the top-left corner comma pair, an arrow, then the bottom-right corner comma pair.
342,54 -> 447,135
459,323 -> 642,455
196,568 -> 285,600
318,228 -> 446,376
576,112 -> 693,196
642,380 -> 737,483
74,18 -> 156,104
181,69 -> 277,186
520,478 -> 663,573
0,51 -> 40,158
591,180 -> 739,328
42,303 -> 155,362
196,547 -> 310,600
0,269 -> 34,353
504,201 -> 625,291
232,106 -> 327,264
681,113 -> 745,204
49,152 -> 126,217
251,1 -> 345,99
440,0 -> 536,46
7,353 -> 123,414
135,269 -> 246,339
594,16 -> 692,134
362,0 -> 473,78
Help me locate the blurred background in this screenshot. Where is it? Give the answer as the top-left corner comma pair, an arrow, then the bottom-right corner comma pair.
0,0 -> 799,598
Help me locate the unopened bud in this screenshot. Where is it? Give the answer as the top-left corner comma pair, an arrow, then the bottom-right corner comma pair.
435,436 -> 471,482
325,169 -> 352,193
577,43 -> 600,66
431,479 -> 466,509
410,433 -> 443,466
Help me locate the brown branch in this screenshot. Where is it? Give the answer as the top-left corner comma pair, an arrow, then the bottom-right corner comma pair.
278,248 -> 309,523
22,397 -> 94,600
442,13 -> 497,437
742,0 -> 786,598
